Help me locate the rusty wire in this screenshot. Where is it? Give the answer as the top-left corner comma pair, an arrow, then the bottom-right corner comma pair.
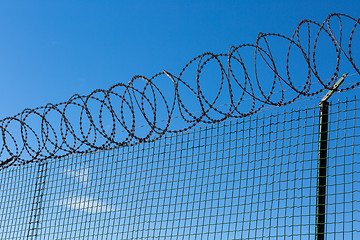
0,13 -> 359,168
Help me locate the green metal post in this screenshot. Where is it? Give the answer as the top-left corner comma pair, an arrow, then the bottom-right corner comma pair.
316,100 -> 328,240
315,73 -> 347,240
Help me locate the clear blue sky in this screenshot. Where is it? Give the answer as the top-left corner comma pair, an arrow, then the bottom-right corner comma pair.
0,0 -> 359,119
0,2 -> 359,239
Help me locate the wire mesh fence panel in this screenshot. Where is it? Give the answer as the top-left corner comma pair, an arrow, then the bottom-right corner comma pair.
0,96 -> 359,239
0,162 -> 44,239
326,98 -> 360,239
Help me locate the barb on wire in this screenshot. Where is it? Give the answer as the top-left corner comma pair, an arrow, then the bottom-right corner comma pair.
1,13 -> 359,168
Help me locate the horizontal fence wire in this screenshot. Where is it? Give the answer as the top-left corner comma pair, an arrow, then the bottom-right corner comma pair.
0,96 -> 359,239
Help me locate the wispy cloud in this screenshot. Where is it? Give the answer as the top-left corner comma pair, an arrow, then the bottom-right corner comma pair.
63,167 -> 90,185
58,196 -> 117,213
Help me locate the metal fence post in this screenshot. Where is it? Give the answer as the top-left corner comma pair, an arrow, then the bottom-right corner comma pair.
316,73 -> 347,240
316,100 -> 328,240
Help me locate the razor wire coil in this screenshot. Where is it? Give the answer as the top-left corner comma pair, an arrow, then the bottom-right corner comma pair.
0,13 -> 359,167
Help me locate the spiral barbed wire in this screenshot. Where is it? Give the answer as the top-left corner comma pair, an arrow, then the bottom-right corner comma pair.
1,12 -> 359,168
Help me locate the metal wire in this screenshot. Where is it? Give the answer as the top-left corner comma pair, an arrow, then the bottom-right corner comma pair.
0,96 -> 359,239
0,12 -> 360,167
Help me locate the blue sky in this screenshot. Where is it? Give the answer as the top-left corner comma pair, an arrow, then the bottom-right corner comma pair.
0,0 -> 359,119
0,1 -> 359,239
